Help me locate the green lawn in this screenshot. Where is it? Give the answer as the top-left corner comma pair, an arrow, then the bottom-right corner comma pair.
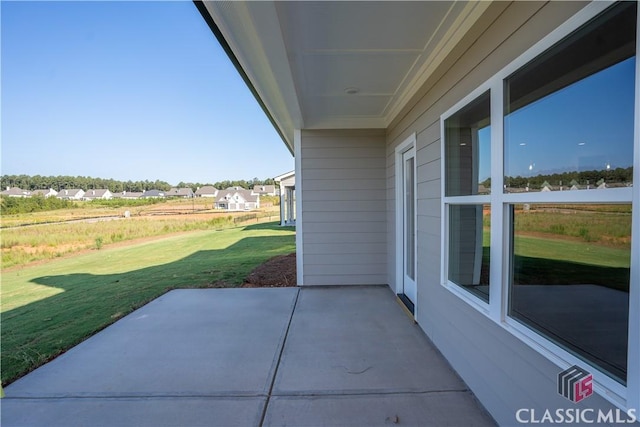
480,230 -> 631,291
1,222 -> 295,385
512,234 -> 630,291
514,234 -> 630,268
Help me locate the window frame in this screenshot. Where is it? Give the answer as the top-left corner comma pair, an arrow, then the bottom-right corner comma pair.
441,84 -> 493,311
440,1 -> 639,410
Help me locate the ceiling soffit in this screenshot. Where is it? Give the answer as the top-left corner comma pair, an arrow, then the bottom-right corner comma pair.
274,1 -> 491,129
204,1 -> 491,137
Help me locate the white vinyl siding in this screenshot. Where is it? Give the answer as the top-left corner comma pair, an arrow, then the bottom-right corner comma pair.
300,129 -> 387,286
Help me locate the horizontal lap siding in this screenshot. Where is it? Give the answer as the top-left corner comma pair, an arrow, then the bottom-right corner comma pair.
303,190 -> 384,202
384,2 -> 618,425
301,130 -> 387,286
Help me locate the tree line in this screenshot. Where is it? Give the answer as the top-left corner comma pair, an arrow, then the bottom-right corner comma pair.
0,195 -> 75,215
482,166 -> 633,189
1,175 -> 277,193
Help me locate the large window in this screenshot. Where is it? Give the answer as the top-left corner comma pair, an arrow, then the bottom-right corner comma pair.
504,2 -> 635,385
442,1 -> 637,392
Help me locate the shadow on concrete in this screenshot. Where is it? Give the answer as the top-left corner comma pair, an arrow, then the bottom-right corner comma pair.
1,232 -> 295,385
2,286 -> 497,427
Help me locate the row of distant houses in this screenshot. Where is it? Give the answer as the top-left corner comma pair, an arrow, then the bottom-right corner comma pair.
1,185 -> 278,211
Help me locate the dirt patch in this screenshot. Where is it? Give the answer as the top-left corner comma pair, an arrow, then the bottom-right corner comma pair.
1,231 -> 203,272
242,253 -> 297,287
2,243 -> 86,255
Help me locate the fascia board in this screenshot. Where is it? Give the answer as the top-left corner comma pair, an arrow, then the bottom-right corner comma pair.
274,170 -> 295,182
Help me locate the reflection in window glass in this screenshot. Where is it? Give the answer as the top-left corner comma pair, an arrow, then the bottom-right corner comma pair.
508,204 -> 631,383
405,156 -> 415,280
504,2 -> 636,193
445,91 -> 491,196
448,204 -> 490,302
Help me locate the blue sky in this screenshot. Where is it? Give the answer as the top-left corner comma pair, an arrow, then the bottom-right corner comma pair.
504,57 -> 635,178
473,56 -> 635,182
1,1 -> 293,185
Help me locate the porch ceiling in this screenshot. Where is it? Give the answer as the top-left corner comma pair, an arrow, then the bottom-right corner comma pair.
197,1 -> 491,151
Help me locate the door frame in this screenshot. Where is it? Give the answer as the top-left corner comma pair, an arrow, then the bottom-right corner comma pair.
395,133 -> 417,315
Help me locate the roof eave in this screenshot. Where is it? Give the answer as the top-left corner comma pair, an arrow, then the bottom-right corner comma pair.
274,170 -> 295,182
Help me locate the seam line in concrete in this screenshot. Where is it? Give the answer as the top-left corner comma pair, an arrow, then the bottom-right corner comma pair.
3,388 -> 472,401
258,287 -> 301,427
269,389 -> 471,398
2,394 -> 269,400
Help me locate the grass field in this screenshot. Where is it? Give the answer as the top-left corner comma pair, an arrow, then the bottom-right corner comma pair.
1,222 -> 295,385
1,199 -> 280,268
0,198 -> 214,227
511,204 -> 631,291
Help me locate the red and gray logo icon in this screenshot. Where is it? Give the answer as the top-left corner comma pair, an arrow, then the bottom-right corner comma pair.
558,365 -> 593,403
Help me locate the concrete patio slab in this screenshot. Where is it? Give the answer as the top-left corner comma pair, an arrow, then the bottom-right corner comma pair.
2,286 -> 495,426
273,286 -> 466,395
7,288 -> 297,398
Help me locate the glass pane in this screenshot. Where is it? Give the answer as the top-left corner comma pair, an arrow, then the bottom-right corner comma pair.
445,91 -> 491,196
504,2 -> 636,193
508,204 -> 631,383
405,156 -> 415,280
448,204 -> 490,302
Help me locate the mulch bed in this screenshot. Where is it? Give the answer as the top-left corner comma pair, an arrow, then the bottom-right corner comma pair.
241,252 -> 297,287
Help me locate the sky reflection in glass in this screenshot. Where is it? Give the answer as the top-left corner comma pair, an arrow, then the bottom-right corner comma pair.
504,57 -> 635,181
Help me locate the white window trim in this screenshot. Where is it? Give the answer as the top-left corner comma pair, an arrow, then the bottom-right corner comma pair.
439,1 -> 639,410
440,82 -> 493,314
628,0 -> 640,413
294,129 -> 304,286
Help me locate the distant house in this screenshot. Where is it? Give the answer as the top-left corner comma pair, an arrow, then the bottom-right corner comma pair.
83,189 -> 113,200
251,184 -> 277,196
194,186 -> 219,198
215,188 -> 260,211
141,190 -> 165,198
166,188 -> 194,198
477,184 -> 489,194
274,171 -> 295,226
115,191 -> 144,199
1,187 -> 31,198
57,189 -> 85,200
31,188 -> 58,198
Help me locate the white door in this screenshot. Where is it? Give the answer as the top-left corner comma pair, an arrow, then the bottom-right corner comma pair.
401,147 -> 417,306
